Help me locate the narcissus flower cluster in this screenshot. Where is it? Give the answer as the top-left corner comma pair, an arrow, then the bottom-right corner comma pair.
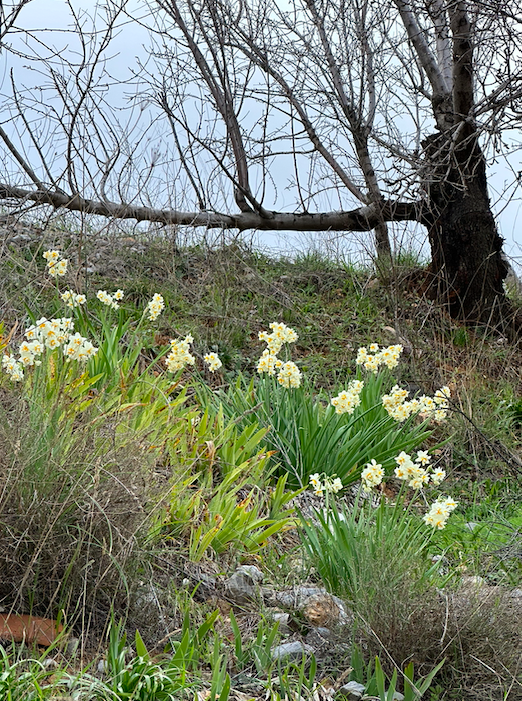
62,332 -> 99,362
204,352 -> 222,372
331,379 -> 364,415
359,450 -> 456,529
147,293 -> 165,321
423,496 -> 458,529
382,384 -> 451,422
259,322 -> 298,354
361,459 -> 385,491
394,450 -> 445,488
277,361 -> 302,388
96,289 -> 124,310
257,322 -> 301,387
43,249 -> 68,277
61,290 -> 87,308
2,317 -> 98,381
165,335 -> 195,373
2,355 -> 24,381
309,473 -> 343,496
256,349 -> 283,376
356,343 -> 403,373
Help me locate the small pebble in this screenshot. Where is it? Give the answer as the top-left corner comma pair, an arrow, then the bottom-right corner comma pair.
271,641 -> 314,662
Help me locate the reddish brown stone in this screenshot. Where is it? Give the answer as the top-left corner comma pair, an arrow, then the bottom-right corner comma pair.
0,613 -> 63,646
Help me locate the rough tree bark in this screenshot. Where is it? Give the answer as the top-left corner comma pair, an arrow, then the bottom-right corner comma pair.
422,132 -> 509,322
395,0 -> 517,326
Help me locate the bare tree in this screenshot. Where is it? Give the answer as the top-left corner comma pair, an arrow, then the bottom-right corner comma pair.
0,0 -> 521,326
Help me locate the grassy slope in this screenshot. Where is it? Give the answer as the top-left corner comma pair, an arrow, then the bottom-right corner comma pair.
1,226 -> 522,699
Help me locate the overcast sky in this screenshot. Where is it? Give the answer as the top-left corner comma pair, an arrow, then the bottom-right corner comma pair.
2,0 -> 521,267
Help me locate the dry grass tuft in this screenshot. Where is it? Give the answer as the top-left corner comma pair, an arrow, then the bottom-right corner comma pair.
357,581 -> 522,699
0,387 -> 154,641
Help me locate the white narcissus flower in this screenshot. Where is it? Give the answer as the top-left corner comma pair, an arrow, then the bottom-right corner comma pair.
415,450 -> 431,465
441,496 -> 458,512
165,335 -> 195,373
204,352 -> 222,372
308,473 -> 343,495
55,259 -> 68,276
431,468 -> 446,485
61,290 -> 86,308
361,459 -> 384,491
356,347 -> 368,365
44,249 -> 68,278
97,290 -> 120,310
356,343 -> 403,372
258,322 -> 298,355
382,381 -> 450,424
394,465 -> 408,480
2,354 -> 24,381
423,496 -> 458,529
395,451 -> 412,467
62,333 -> 98,362
331,379 -> 364,415
330,477 -> 343,493
277,361 -> 301,388
256,349 -> 282,376
394,452 -> 417,479
147,293 -> 165,321
409,470 -> 430,489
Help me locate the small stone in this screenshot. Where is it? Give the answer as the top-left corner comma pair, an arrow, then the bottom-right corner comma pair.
270,612 -> 291,635
303,593 -> 347,627
266,586 -> 324,608
225,565 -> 263,603
305,627 -> 332,651
65,636 -> 80,657
237,565 -> 263,583
43,657 -> 59,669
97,659 -> 108,674
135,583 -> 159,608
464,522 -> 480,531
393,692 -> 405,701
270,641 -> 314,662
382,326 -> 398,340
339,680 -> 365,699
264,586 -> 351,626
460,575 -> 487,590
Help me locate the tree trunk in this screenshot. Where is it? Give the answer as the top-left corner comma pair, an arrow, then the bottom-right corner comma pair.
422,133 -> 511,327
374,221 -> 392,261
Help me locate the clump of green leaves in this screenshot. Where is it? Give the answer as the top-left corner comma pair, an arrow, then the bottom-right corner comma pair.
299,493 -> 437,605
0,646 -> 64,700
67,612 -> 227,701
346,645 -> 444,700
214,373 -> 434,489
160,470 -> 299,561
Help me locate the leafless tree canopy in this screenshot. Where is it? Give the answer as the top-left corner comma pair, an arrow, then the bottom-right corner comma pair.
0,0 -> 521,319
